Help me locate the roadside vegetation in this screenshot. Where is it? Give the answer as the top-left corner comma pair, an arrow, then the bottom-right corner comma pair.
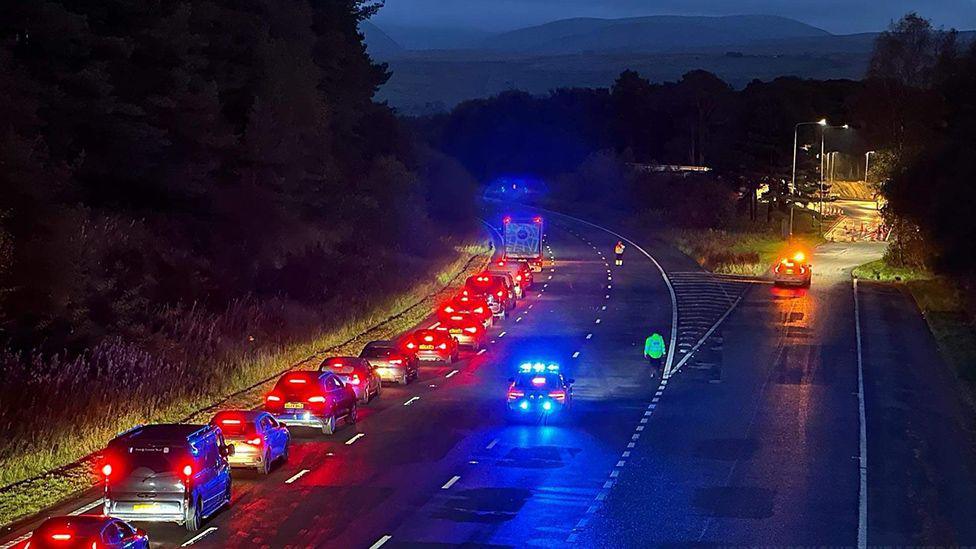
0,0 -> 485,521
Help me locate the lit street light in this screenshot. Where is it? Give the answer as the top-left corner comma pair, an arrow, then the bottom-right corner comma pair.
865,150 -> 876,183
789,118 -> 827,238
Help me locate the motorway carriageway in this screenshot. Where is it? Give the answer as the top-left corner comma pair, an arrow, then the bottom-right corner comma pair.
1,213 -> 680,548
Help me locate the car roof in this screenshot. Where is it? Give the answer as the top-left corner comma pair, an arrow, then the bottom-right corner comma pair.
111,424 -> 210,445
364,340 -> 394,348
37,515 -> 110,533
212,410 -> 265,422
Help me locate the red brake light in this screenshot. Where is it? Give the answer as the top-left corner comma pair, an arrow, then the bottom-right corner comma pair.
533,216 -> 542,223
473,307 -> 484,314
450,315 -> 463,321
444,306 -> 455,313
503,216 -> 512,224
424,335 -> 434,342
389,358 -> 403,364
516,274 -> 522,281
507,389 -> 524,400
548,390 -> 566,401
182,464 -> 193,477
464,326 -> 478,334
531,376 -> 546,386
406,342 -> 416,349
438,343 -> 447,350
101,463 -> 113,477
246,436 -> 263,446
266,394 -> 281,402
288,378 -> 307,384
349,374 -> 361,385
497,291 -> 504,297
51,533 -> 72,541
308,395 -> 326,403
221,419 -> 241,425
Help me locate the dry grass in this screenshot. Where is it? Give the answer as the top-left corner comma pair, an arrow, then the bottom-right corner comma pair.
665,228 -> 820,277
0,239 -> 491,526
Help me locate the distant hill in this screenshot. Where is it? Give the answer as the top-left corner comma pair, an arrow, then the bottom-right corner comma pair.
361,21 -> 404,59
484,15 -> 831,54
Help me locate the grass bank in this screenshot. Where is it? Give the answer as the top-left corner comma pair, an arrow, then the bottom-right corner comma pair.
0,238 -> 492,527
665,228 -> 822,276
855,259 -> 976,388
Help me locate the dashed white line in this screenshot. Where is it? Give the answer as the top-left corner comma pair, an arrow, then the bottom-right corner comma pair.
285,469 -> 310,484
516,317 -> 522,322
403,396 -> 421,406
181,527 -> 218,546
572,351 -> 580,358
345,433 -> 365,445
595,318 -> 601,324
498,331 -> 507,338
586,333 -> 593,340
369,535 -> 393,549
429,322 -> 440,329
441,475 -> 461,490
476,349 -> 487,355
486,438 -> 499,449
601,305 -> 607,311
616,460 -> 626,467
445,369 -> 459,378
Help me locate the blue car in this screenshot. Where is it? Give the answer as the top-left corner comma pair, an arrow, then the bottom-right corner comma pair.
211,410 -> 290,475
506,363 -> 574,416
27,515 -> 148,548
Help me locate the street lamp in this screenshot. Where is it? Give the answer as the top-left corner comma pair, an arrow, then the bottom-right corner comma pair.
864,151 -> 876,183
789,118 -> 827,238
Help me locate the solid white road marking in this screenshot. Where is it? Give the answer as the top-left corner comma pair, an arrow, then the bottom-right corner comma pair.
69,498 -> 104,515
486,438 -> 499,449
369,535 -> 393,549
181,527 -> 218,547
446,369 -> 459,378
429,322 -> 440,329
441,475 -> 461,490
476,349 -> 487,355
498,331 -> 507,338
403,396 -> 420,406
345,433 -> 365,445
285,469 -> 310,484
1,534 -> 32,549
854,279 -> 868,549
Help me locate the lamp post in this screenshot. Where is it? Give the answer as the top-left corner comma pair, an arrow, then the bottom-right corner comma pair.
864,151 -> 876,183
789,118 -> 827,238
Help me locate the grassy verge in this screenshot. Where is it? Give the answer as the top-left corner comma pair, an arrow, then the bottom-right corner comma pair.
664,228 -> 822,276
0,239 -> 492,527
855,259 -> 976,389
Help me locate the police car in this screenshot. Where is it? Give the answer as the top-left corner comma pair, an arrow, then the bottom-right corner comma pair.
773,250 -> 812,287
506,363 -> 574,416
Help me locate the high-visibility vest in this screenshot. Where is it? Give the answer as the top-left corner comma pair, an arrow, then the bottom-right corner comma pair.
614,243 -> 625,254
645,333 -> 666,359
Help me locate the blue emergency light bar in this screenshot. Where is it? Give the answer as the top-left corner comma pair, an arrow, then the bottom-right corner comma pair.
519,362 -> 559,373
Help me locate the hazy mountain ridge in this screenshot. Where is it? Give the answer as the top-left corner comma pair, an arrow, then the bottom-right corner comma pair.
483,15 -> 831,54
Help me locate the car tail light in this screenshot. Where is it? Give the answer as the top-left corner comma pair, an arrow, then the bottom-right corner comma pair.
473,307 -> 484,314
266,394 -> 281,402
349,374 -> 361,385
515,274 -> 522,281
406,342 -> 416,349
497,291 -> 504,297
182,464 -> 193,477
531,376 -> 546,386
507,389 -> 524,400
246,436 -> 263,446
50,533 -> 72,541
221,419 -> 241,425
389,358 -> 403,365
443,306 -> 454,313
548,390 -> 566,401
438,343 -> 447,350
288,378 -> 307,384
533,216 -> 542,223
424,335 -> 434,342
308,395 -> 326,403
450,315 -> 463,321
503,216 -> 512,224
464,326 -> 478,334
101,463 -> 113,477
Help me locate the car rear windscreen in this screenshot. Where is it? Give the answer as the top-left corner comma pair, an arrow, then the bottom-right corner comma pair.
274,373 -> 319,396
361,346 -> 394,358
124,446 -> 189,472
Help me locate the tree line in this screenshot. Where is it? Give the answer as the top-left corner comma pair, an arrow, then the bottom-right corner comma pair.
0,0 -> 479,357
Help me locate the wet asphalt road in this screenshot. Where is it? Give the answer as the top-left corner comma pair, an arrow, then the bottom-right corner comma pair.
4,212 -> 976,548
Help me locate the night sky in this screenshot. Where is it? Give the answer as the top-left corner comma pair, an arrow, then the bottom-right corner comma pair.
373,0 -> 976,34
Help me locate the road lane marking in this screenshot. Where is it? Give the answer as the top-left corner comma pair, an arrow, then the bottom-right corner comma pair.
477,349 -> 486,355
69,498 -> 104,515
622,451 -> 631,458
429,322 -> 440,329
498,331 -> 507,338
595,318 -> 601,324
403,396 -> 421,406
572,351 -> 580,358
285,469 -> 310,484
603,480 -> 614,488
441,475 -> 461,489
445,369 -> 459,378
586,333 -> 593,339
345,433 -> 365,445
1,533 -> 32,548
601,305 -> 607,310
516,317 -> 522,322
616,461 -> 626,467
854,278 -> 868,549
627,442 -> 635,448
486,438 -> 499,449
181,527 -> 218,546
369,535 -> 393,549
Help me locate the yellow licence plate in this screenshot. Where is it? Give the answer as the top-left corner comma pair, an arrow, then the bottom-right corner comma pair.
133,503 -> 158,512
419,344 -> 435,350
448,329 -> 463,334
284,402 -> 304,409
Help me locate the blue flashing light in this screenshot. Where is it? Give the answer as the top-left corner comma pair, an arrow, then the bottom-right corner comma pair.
519,362 -> 560,373
519,400 -> 529,410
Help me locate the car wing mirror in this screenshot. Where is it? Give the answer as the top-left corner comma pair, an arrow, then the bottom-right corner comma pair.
222,444 -> 235,457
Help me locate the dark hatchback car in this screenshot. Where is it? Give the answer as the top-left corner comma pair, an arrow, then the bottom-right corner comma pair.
101,424 -> 233,531
27,515 -> 148,549
264,371 -> 358,435
359,340 -> 419,385
319,357 -> 382,405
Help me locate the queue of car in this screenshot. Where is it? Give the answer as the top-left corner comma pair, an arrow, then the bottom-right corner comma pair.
26,236 -> 550,545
